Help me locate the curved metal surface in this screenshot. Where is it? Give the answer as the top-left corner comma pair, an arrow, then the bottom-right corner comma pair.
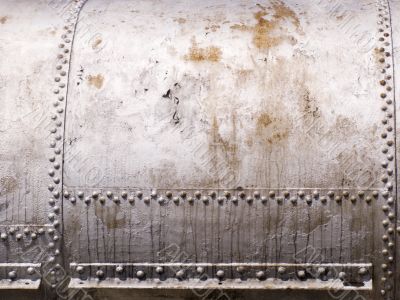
0,0 -> 399,299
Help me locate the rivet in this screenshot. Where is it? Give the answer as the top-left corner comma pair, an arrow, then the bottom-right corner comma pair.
232,197 -> 238,204
77,191 -> 84,198
136,270 -> 145,279
358,267 -> 367,276
269,191 -> 275,198
342,191 -> 349,197
121,191 -> 128,198
8,271 -> 17,280
357,191 -> 364,197
209,191 -> 216,198
256,271 -> 265,280
176,270 -> 185,279
136,190 -> 143,198
143,197 -> 150,204
278,266 -> 286,274
305,196 -> 312,205
196,266 -> 205,274
16,233 -> 23,240
382,249 -> 389,255
297,270 -> 306,279
224,191 -> 231,198
106,191 -> 112,198
173,197 -> 180,205
31,233 -> 37,240
76,265 -> 84,274
236,266 -> 245,273
382,205 -> 389,212
195,191 -> 201,198
298,190 -> 305,197
217,196 -> 224,205
180,191 -> 187,198
350,196 -> 356,203
327,191 -> 334,197
313,190 -> 319,198
0,233 -> 7,240
187,197 -> 194,204
158,196 -> 165,204
261,196 -> 268,204
320,196 -> 327,203
27,267 -> 35,275
239,191 -> 246,199
283,191 -> 289,198
113,196 -> 120,204
116,266 -> 124,273
253,191 -> 260,198
202,196 -> 209,204
151,190 -> 157,198
156,266 -> 164,274
165,191 -> 172,198
246,196 -> 253,204
216,270 -> 225,279
84,197 -> 91,205
128,196 -> 135,204
96,270 -> 104,278
317,267 -> 325,276
338,272 -> 346,280
335,196 -> 342,203
290,197 -> 297,205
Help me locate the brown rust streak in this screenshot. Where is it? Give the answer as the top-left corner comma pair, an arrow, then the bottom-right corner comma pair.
184,37 -> 222,62
174,17 -> 186,24
86,74 -> 104,89
255,112 -> 289,145
210,114 -> 239,180
0,176 -> 18,195
92,38 -> 102,50
0,16 -> 8,24
230,1 -> 300,50
95,203 -> 126,230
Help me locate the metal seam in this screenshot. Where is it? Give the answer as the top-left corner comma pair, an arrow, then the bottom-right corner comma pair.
47,0 -> 88,289
385,1 -> 398,299
376,0 -> 396,299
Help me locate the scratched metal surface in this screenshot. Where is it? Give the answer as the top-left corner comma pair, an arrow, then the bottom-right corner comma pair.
0,0 -> 65,264
62,0 -> 387,295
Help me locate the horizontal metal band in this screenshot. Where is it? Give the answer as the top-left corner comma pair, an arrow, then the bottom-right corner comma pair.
70,263 -> 372,287
0,263 -> 41,289
68,278 -> 372,291
63,188 -> 386,206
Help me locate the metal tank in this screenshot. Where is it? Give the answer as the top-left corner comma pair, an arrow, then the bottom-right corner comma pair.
0,0 -> 399,299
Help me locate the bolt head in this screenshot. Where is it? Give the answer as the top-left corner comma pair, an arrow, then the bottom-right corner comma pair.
136,270 -> 145,279
8,271 -> 17,280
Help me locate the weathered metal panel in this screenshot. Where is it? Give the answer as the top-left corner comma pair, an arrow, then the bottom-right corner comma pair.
59,0 -> 393,299
0,0 -> 67,288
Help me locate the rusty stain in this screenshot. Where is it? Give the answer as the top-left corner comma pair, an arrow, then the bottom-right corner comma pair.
184,37 -> 222,62
0,176 -> 18,195
210,114 -> 239,177
302,89 -> 320,117
0,16 -> 9,24
87,74 -> 104,89
95,203 -> 126,230
205,24 -> 220,32
174,17 -> 186,24
230,1 -> 301,50
255,112 -> 289,145
92,38 -> 102,49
